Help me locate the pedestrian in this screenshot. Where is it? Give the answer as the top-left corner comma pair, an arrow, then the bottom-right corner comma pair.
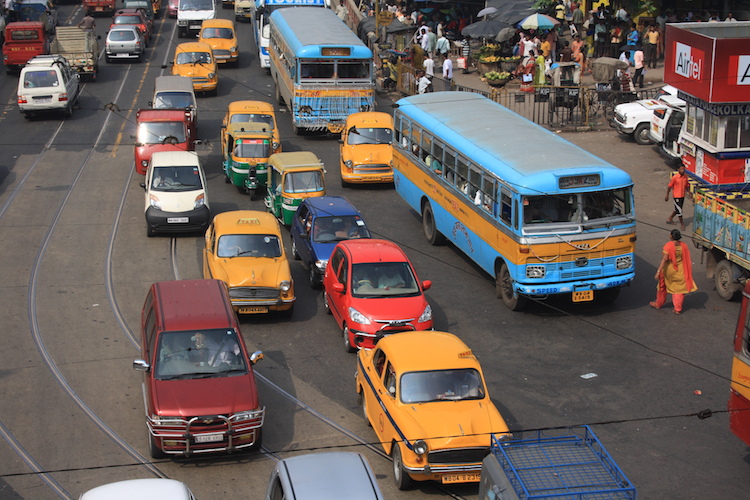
726,12 -> 737,21
666,165 -> 689,230
650,229 -> 697,315
411,42 -> 424,71
436,33 -> 450,61
77,13 -> 96,31
417,70 -> 431,94
625,23 -> 638,64
632,44 -> 644,88
461,36 -> 471,74
336,0 -> 348,21
571,4 -> 583,38
422,53 -> 434,77
532,49 -> 546,86
554,0 -> 566,32
559,40 -> 573,62
426,26 -> 436,59
442,54 -> 453,81
540,34 -> 551,59
644,24 -> 659,68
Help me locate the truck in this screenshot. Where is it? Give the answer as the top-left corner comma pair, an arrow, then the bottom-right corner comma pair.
691,187 -> 750,301
49,26 -> 99,81
479,426 -> 637,500
3,21 -> 49,73
83,0 -> 117,16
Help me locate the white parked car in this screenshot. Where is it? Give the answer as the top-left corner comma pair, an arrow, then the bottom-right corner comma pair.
612,85 -> 684,145
80,478 -> 196,500
140,150 -> 210,237
17,55 -> 80,119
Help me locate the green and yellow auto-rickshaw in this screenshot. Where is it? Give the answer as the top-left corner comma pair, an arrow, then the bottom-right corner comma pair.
222,122 -> 274,197
264,152 -> 326,225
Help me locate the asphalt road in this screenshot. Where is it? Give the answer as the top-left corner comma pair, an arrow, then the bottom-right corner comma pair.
0,3 -> 749,499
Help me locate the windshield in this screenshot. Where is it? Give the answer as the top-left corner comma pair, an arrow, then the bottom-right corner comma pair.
523,188 -> 632,226
283,170 -> 324,193
138,122 -> 186,144
23,70 -> 59,88
154,329 -> 247,380
230,113 -> 274,128
202,27 -> 233,39
400,369 -> 485,403
153,91 -> 194,109
347,126 -> 392,145
179,0 -> 213,10
150,165 -> 203,191
176,51 -> 212,65
217,234 -> 282,258
233,139 -> 270,159
312,216 -> 370,243
351,262 -> 419,297
114,15 -> 143,24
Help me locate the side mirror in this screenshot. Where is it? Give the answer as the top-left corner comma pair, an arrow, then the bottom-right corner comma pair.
133,359 -> 150,372
140,182 -> 147,190
249,351 -> 264,365
332,283 -> 345,293
148,100 -> 153,106
422,280 -> 432,291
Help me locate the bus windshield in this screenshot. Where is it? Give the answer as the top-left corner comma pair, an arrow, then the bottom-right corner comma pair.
523,188 -> 631,226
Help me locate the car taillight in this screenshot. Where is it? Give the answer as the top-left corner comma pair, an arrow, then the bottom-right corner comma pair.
58,93 -> 68,102
17,96 -> 27,104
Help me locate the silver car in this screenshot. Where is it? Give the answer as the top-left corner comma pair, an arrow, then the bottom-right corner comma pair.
105,25 -> 145,62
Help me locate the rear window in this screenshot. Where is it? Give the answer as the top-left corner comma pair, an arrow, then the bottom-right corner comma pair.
109,30 -> 136,41
11,29 -> 40,41
23,70 -> 59,88
115,15 -> 143,24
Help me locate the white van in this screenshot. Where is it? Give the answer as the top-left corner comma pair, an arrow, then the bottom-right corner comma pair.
150,74 -> 198,128
17,55 -> 80,119
140,150 -> 210,237
177,0 -> 216,38
80,478 -> 196,499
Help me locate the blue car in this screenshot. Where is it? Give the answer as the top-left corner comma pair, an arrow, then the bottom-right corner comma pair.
290,196 -> 371,288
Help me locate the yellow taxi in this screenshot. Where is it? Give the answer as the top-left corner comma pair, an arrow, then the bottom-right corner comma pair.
339,111 -> 394,187
355,331 -> 510,490
203,210 -> 295,315
221,101 -> 280,156
198,19 -> 238,65
171,42 -> 218,94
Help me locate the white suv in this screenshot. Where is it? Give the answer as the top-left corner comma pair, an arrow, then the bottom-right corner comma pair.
612,85 -> 684,145
17,55 -> 80,119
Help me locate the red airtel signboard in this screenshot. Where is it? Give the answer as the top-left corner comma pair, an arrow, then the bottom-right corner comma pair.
664,22 -> 750,103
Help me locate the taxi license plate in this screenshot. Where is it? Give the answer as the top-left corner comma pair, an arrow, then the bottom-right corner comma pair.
572,290 -> 594,302
167,217 -> 189,223
194,433 -> 223,443
239,306 -> 269,314
441,473 -> 481,484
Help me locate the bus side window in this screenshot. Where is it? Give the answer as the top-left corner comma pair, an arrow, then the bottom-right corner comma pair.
500,190 -> 512,226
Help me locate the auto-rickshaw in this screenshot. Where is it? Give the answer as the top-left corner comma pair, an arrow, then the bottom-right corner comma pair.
222,122 -> 274,197
264,151 -> 326,225
221,100 -> 280,154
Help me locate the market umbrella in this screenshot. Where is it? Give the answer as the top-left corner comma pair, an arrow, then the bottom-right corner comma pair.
493,7 -> 537,24
495,25 -> 517,42
517,13 -> 560,30
477,6 -> 498,17
462,18 -> 511,38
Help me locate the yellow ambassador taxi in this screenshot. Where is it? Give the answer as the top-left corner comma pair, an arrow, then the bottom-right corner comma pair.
339,111 -> 394,187
355,331 -> 510,490
203,210 -> 295,316
171,42 -> 218,94
198,19 -> 238,65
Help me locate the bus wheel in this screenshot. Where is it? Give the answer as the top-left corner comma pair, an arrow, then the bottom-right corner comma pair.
715,259 -> 742,301
497,263 -> 527,311
422,202 -> 445,245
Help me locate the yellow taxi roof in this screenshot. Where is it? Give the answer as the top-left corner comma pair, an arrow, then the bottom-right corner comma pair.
227,100 -> 275,114
201,18 -> 235,29
175,41 -> 213,54
268,151 -> 323,171
344,111 -> 394,128
376,331 -> 481,372
212,210 -> 281,236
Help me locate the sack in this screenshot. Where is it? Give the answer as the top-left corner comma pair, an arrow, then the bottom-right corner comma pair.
457,57 -> 466,69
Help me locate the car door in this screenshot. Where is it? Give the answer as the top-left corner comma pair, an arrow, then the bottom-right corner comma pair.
202,223 -> 215,278
325,247 -> 346,324
365,351 -> 399,449
291,203 -> 312,267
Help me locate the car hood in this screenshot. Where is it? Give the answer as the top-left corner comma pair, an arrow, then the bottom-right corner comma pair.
309,240 -> 337,262
213,257 -> 290,287
401,399 -> 508,448
152,375 -> 259,416
178,10 -> 215,21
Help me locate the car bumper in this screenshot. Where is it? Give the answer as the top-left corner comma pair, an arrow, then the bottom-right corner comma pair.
348,322 -> 433,350
612,119 -> 635,135
145,205 -> 210,234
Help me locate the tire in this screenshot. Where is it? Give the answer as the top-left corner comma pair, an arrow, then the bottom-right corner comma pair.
422,201 -> 445,245
323,293 -> 332,314
343,325 -> 356,353
341,177 -> 349,188
291,239 -> 300,260
496,263 -> 527,311
597,287 -> 620,304
634,123 -> 652,145
715,259 -> 742,301
391,443 -> 412,490
358,388 -> 371,426
149,434 -> 166,459
309,266 -> 321,289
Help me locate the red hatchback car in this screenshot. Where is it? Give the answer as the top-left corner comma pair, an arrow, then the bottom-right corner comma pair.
110,9 -> 152,45
323,239 -> 433,352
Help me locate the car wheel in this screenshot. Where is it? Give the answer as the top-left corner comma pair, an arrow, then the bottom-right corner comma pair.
343,326 -> 356,353
358,388 -> 371,426
634,123 -> 652,145
323,293 -> 332,314
291,239 -> 300,260
716,259 -> 742,301
23,112 -> 31,120
105,56 -> 111,63
149,434 -> 166,459
248,428 -> 263,452
309,267 -> 321,289
422,201 -> 445,245
391,443 -> 412,490
497,262 -> 527,311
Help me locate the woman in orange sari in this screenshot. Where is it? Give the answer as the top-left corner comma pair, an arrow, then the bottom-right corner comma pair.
651,229 -> 697,314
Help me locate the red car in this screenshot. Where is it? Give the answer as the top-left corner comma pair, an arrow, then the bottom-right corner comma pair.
323,239 -> 433,352
110,9 -> 153,45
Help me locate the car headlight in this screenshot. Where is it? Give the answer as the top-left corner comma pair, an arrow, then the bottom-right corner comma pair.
141,160 -> 148,168
315,259 -> 328,272
149,194 -> 161,210
348,307 -> 371,325
344,159 -> 353,168
616,255 -> 633,270
150,415 -> 183,425
208,72 -> 215,79
418,304 -> 432,323
526,265 -> 545,279
413,439 -> 428,455
194,193 -> 205,209
280,280 -> 291,292
230,46 -> 237,53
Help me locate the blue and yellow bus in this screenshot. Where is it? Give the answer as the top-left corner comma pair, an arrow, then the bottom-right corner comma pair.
393,92 -> 636,310
269,7 -> 374,134
250,0 -> 326,71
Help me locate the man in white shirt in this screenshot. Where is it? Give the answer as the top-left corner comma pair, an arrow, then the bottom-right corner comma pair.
423,53 -> 434,76
417,71 -> 431,94
442,56 -> 453,81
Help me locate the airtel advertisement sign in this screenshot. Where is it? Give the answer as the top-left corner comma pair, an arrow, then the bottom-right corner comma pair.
664,23 -> 750,103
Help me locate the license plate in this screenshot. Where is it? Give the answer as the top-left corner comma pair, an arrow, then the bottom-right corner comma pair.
572,290 -> 594,302
190,24 -> 202,30
34,98 -> 52,103
167,217 -> 189,223
194,433 -> 223,443
239,306 -> 268,314
441,473 -> 481,484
